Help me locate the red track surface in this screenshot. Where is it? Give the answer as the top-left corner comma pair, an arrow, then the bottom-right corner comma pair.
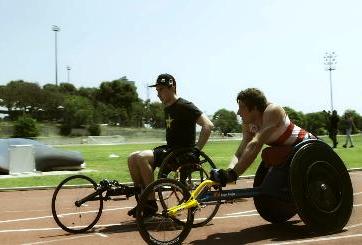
0,171 -> 361,245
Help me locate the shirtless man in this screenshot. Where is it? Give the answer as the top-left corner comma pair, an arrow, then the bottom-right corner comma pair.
210,88 -> 315,186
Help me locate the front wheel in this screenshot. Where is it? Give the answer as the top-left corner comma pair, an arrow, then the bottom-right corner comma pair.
136,178 -> 194,245
51,175 -> 103,233
158,148 -> 220,227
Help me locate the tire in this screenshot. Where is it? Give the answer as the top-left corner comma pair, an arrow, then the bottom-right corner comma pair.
136,178 -> 194,245
253,162 -> 297,223
290,141 -> 353,234
51,175 -> 103,233
158,148 -> 220,227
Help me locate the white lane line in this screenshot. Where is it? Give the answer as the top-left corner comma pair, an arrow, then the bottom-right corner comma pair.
3,209 -> 49,213
267,233 -> 362,245
1,202 -> 360,225
95,232 -> 108,238
0,223 -> 128,233
225,209 -> 257,216
350,172 -> 362,176
0,206 -> 133,224
346,222 -> 362,229
0,215 -> 54,224
212,213 -> 260,220
354,192 -> 362,196
182,212 -> 260,222
0,227 -> 61,233
1,211 -> 262,233
21,234 -> 95,245
2,210 -> 361,234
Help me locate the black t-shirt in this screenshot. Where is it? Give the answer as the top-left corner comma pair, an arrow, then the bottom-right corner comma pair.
330,114 -> 339,129
164,98 -> 202,148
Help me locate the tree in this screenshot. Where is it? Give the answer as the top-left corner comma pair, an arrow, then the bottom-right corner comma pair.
88,124 -> 101,136
212,109 -> 240,136
59,83 -> 77,95
96,77 -> 140,126
144,101 -> 164,128
78,87 -> 98,102
92,102 -> 114,124
283,107 -> 306,129
13,116 -> 39,138
43,83 -> 60,93
0,80 -> 44,119
130,101 -> 146,127
36,90 -> 64,121
62,95 -> 95,128
304,111 -> 328,135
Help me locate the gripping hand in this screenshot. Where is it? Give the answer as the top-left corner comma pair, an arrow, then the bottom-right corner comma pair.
209,168 -> 238,187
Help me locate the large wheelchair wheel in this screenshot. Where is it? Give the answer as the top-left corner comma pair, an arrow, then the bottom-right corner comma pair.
136,178 -> 194,245
51,175 -> 103,233
253,161 -> 297,223
157,148 -> 220,227
290,141 -> 353,234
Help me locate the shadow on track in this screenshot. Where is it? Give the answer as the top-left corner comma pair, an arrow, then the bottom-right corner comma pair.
189,220 -> 347,244
97,220 -> 139,234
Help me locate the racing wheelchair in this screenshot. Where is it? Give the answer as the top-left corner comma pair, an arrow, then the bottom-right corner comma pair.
51,147 -> 218,233
135,139 -> 354,245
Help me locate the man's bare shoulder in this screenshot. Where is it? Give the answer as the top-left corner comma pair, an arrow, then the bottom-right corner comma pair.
263,103 -> 285,127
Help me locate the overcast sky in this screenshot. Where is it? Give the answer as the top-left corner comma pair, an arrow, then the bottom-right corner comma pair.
1,0 -> 361,115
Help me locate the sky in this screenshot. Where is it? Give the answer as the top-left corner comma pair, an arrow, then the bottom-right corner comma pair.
1,0 -> 362,116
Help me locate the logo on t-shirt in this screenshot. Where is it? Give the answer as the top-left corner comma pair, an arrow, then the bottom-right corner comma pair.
166,115 -> 174,128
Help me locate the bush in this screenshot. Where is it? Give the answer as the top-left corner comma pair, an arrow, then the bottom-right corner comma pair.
59,124 -> 72,136
88,124 -> 101,136
13,116 -> 39,138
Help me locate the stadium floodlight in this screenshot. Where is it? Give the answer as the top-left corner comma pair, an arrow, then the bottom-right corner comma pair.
66,66 -> 71,83
324,51 -> 337,112
52,25 -> 61,86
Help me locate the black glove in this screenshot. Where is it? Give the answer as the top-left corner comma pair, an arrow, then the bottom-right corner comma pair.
180,147 -> 200,163
189,147 -> 201,161
209,168 -> 238,187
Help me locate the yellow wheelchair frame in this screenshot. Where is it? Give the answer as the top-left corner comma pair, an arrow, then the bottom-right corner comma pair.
167,179 -> 217,217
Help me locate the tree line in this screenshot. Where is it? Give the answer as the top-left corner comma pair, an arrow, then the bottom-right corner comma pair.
0,78 -> 361,137
0,78 -> 164,136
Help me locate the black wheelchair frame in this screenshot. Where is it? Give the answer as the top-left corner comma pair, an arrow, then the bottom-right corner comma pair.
51,147 -> 218,233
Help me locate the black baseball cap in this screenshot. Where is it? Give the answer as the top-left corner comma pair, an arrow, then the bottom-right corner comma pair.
148,73 -> 176,87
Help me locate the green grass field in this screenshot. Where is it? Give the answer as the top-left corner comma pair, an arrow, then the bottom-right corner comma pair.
0,135 -> 361,188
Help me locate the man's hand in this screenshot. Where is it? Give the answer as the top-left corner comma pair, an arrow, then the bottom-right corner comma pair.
209,168 -> 238,187
176,148 -> 201,165
183,147 -> 200,163
189,147 -> 201,161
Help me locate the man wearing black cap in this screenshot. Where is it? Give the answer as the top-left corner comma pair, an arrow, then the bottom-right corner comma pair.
127,73 -> 214,217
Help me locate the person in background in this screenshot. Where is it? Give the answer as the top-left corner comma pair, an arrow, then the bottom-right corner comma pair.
328,110 -> 340,148
343,114 -> 357,148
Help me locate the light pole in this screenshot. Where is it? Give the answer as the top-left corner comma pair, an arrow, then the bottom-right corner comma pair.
66,66 -> 71,83
145,83 -> 150,101
52,25 -> 60,86
324,51 -> 337,112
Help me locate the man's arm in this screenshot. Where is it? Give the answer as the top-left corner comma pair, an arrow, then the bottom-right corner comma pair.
233,105 -> 285,176
228,124 -> 253,168
195,113 -> 214,150
232,134 -> 265,175
352,119 -> 358,131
